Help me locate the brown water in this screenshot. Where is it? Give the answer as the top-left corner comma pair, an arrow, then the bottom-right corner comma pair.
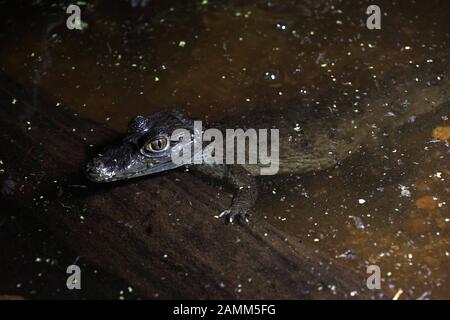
1,0 -> 449,299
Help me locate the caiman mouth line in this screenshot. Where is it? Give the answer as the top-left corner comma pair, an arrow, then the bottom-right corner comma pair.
86,162 -> 168,183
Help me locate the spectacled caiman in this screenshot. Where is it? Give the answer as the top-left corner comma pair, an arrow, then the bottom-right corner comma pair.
85,56 -> 450,223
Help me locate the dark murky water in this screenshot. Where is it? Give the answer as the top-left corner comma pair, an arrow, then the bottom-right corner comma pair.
0,0 -> 449,299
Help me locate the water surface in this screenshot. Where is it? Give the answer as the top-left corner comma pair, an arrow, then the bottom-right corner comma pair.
1,0 -> 449,299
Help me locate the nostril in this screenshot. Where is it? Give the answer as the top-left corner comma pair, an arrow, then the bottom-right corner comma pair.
93,158 -> 103,168
86,158 -> 103,174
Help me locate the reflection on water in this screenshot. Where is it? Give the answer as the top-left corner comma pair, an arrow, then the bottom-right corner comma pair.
0,0 -> 449,299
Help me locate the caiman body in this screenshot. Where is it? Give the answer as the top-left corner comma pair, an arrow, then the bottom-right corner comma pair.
86,56 -> 450,223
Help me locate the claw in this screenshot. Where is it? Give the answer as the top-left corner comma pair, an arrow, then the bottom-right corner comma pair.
219,209 -> 230,218
219,209 -> 234,224
218,209 -> 249,225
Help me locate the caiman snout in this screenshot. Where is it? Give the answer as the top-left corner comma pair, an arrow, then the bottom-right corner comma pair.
85,143 -> 150,182
85,156 -> 116,182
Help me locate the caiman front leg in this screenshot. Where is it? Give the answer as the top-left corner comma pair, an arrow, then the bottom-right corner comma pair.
193,164 -> 258,224
220,165 -> 258,224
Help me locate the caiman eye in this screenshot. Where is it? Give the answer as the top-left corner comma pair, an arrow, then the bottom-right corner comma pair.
144,136 -> 169,152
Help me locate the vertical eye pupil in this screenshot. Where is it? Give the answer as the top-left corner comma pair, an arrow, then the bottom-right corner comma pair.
145,136 -> 168,152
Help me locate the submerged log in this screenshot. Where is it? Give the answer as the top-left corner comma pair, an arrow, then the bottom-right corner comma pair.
0,73 -> 375,299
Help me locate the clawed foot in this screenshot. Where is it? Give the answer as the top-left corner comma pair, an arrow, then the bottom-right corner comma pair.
219,209 -> 250,225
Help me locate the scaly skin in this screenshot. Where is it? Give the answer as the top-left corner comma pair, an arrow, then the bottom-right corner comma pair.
86,56 -> 449,224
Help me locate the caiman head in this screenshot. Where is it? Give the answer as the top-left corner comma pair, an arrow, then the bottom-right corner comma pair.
85,110 -> 196,182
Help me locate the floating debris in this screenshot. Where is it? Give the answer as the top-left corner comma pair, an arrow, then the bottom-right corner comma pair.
432,126 -> 450,141
275,22 -> 287,30
417,291 -> 431,300
416,196 -> 437,209
263,70 -> 279,81
349,216 -> 365,229
392,288 -> 403,300
399,185 -> 411,198
336,250 -> 356,260
234,11 -> 252,18
400,46 -> 412,52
